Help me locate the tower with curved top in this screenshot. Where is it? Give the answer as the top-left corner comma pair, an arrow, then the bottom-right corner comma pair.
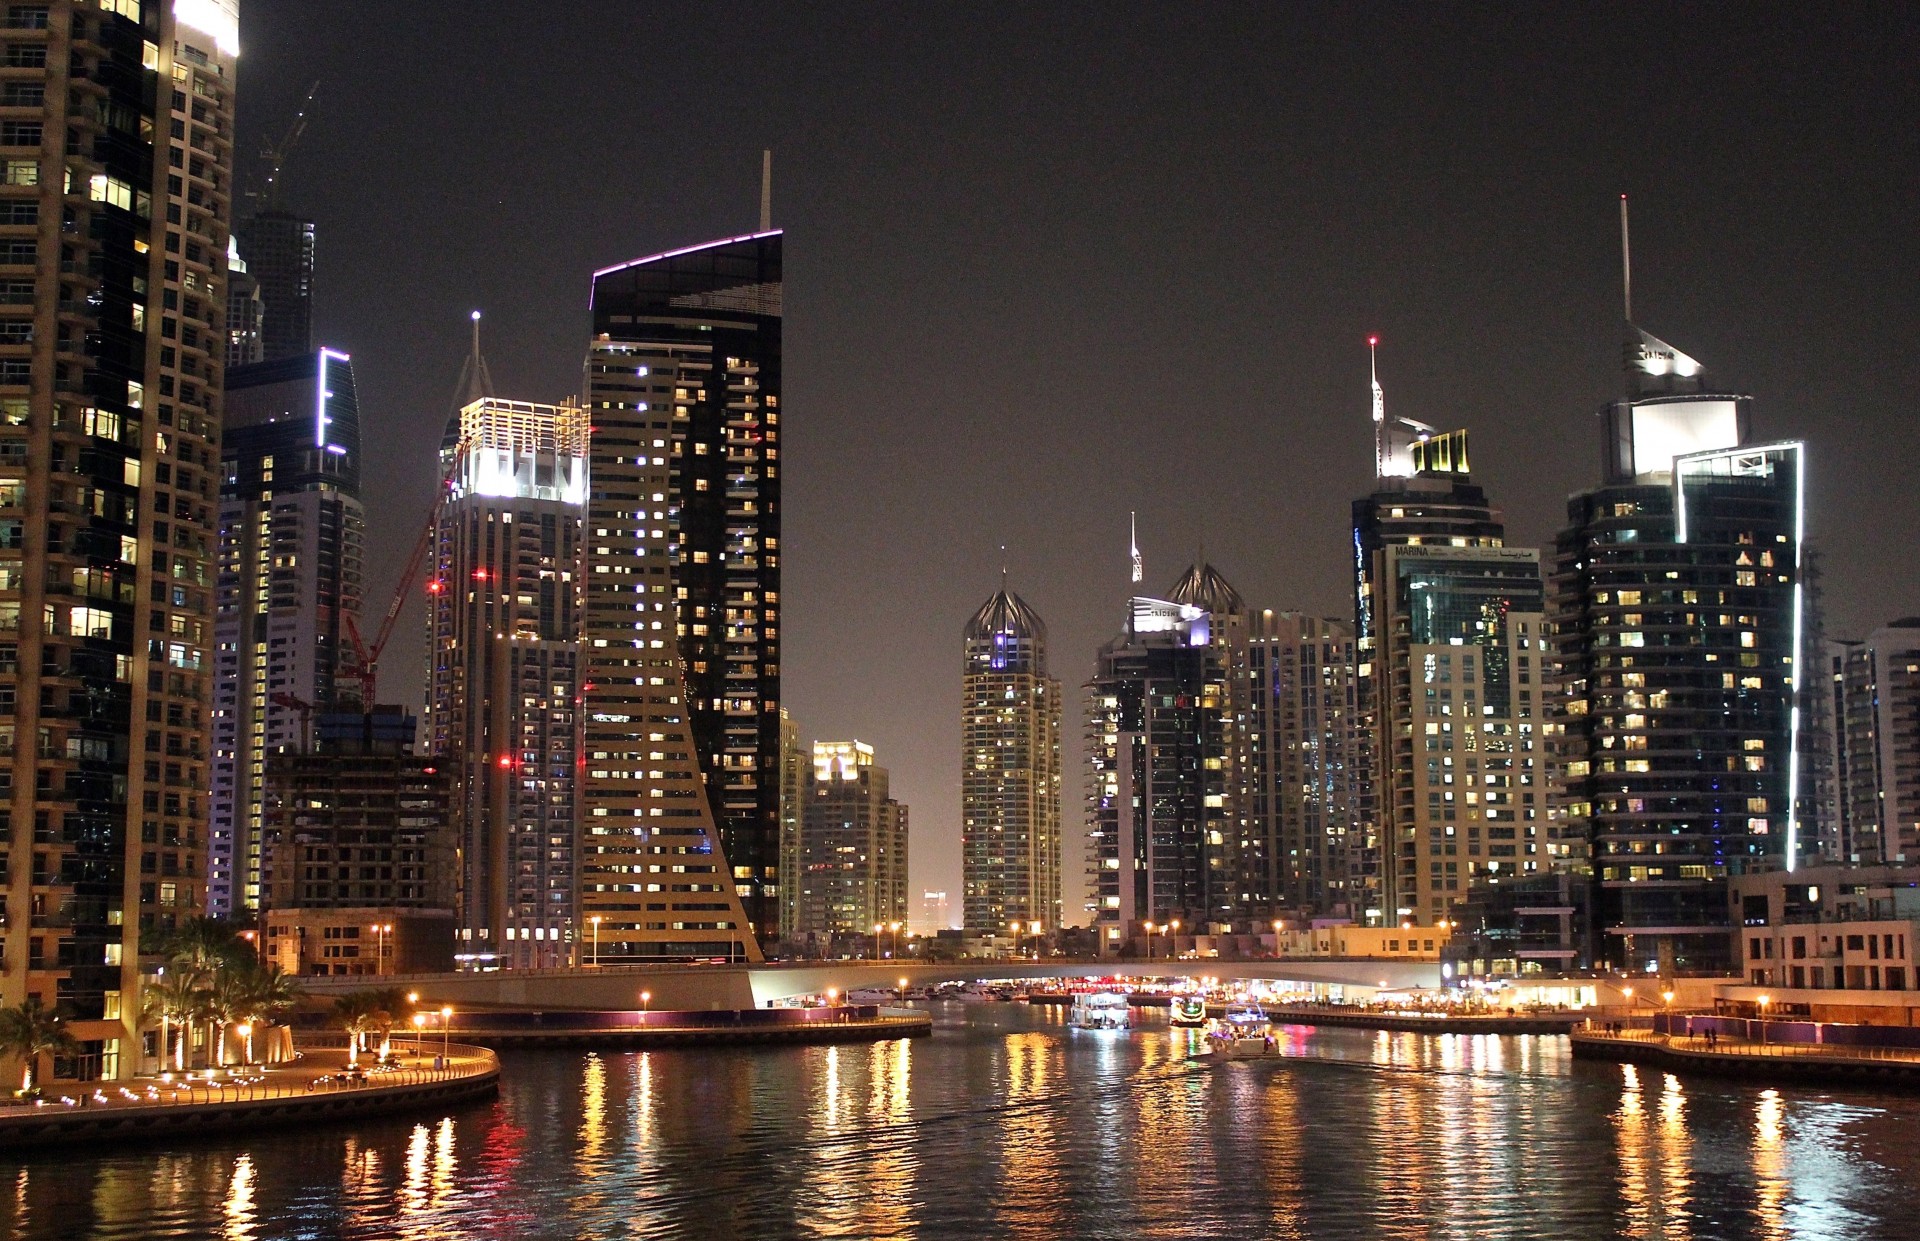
962,583 -> 1062,937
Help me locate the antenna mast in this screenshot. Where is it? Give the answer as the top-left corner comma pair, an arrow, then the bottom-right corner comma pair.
760,149 -> 772,232
1620,194 -> 1632,322
1369,335 -> 1386,480
1129,512 -> 1142,585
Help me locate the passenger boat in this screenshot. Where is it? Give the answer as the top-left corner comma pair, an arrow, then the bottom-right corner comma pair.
1170,996 -> 1208,1027
1198,1023 -> 1284,1060
1068,992 -> 1132,1031
1223,1000 -> 1268,1028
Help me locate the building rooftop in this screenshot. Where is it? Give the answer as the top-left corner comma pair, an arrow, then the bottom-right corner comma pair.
966,586 -> 1047,643
1166,561 -> 1246,616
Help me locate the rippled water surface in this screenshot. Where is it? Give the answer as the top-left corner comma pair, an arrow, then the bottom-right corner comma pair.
4,1002 -> 1918,1239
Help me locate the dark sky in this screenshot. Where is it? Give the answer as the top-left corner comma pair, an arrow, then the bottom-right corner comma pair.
236,1 -> 1920,920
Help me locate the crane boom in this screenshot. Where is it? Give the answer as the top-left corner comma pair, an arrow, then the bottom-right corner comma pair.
345,439 -> 467,706
257,80 -> 320,209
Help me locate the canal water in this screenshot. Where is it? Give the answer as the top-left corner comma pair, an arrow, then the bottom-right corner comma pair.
4,1001 -> 1916,1239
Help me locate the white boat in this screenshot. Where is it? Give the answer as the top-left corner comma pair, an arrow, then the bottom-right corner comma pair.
1198,1019 -> 1282,1060
1068,992 -> 1132,1031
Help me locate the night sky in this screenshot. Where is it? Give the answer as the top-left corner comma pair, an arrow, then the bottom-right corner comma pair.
235,1 -> 1920,921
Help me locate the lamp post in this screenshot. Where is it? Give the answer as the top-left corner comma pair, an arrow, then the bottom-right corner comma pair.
1029,920 -> 1043,961
440,1006 -> 454,1062
590,915 -> 602,967
639,990 -> 651,1012
370,923 -> 393,976
1144,922 -> 1156,963
889,921 -> 903,960
1757,994 -> 1771,1045
412,1013 -> 426,1057
1168,919 -> 1180,961
874,923 -> 885,962
1273,919 -> 1285,959
237,1022 -> 253,1065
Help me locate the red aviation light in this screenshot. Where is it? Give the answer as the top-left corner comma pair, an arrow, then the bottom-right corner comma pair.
473,569 -> 489,581
497,755 -> 513,769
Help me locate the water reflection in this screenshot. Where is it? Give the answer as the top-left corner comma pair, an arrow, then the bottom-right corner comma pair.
9,1011 -> 1920,1240
220,1154 -> 254,1241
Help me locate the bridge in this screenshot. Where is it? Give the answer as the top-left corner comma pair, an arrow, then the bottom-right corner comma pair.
297,957 -> 1441,1014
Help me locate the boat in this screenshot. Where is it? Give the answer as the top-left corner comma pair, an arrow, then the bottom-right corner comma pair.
1223,1000 -> 1269,1029
1068,992 -> 1132,1031
1198,1024 -> 1284,1060
1170,996 -> 1208,1027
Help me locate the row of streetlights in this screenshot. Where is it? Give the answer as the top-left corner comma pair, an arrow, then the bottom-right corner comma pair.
403,991 -> 456,1061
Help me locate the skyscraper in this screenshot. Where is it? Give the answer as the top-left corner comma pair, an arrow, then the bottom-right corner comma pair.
1550,327 -> 1806,975
1086,576 -> 1242,951
423,396 -> 587,969
209,349 -> 365,919
577,330 -> 760,962
0,0 -> 238,1081
1351,393 -> 1512,929
1247,611 -> 1363,919
961,582 -> 1062,937
796,741 -> 908,946
777,707 -> 806,942
1824,622 -> 1920,865
588,231 -> 783,948
233,208 -> 314,363
223,236 -> 263,365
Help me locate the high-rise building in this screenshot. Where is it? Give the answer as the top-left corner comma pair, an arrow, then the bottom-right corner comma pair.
423,397 -> 587,969
777,706 -> 805,942
233,208 -> 313,363
1826,637 -> 1882,863
1825,622 -> 1920,865
1247,611 -> 1363,919
1352,363 -> 1549,927
1165,563 -> 1254,918
1549,327 -> 1806,975
223,236 -> 262,366
795,741 -> 907,944
0,1 -> 238,1081
1086,579 -> 1242,951
919,889 -> 953,934
261,705 -> 456,977
1351,360 -> 1513,926
208,349 -> 365,918
961,582 -> 1062,936
588,231 -> 783,948
578,329 -> 761,962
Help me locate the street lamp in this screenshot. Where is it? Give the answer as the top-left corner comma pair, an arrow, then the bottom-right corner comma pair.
639,990 -> 651,1012
1169,919 -> 1180,961
1757,994 -> 1771,1045
236,1022 -> 253,1065
440,1006 -> 454,1062
412,1012 -> 427,1057
370,923 -> 393,976
589,915 -> 602,967
1144,922 -> 1156,963
889,921 -> 903,959
1273,919 -> 1285,959
826,987 -> 838,1011
874,924 -> 886,962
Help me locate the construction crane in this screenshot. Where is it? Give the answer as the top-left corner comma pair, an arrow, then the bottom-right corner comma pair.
344,439 -> 467,708
250,80 -> 320,211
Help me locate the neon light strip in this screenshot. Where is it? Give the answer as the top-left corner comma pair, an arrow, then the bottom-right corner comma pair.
591,229 -> 783,280
315,347 -> 350,448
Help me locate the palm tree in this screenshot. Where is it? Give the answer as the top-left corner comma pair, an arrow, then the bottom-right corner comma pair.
0,997 -> 80,1093
161,917 -> 250,980
333,992 -> 380,1067
206,971 -> 250,1067
229,967 -> 300,1064
139,974 -> 197,1073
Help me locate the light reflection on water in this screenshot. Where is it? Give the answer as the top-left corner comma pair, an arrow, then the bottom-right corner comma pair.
3,1003 -> 1918,1239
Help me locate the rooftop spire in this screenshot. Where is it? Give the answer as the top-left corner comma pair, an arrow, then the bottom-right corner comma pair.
1129,512 -> 1142,584
1369,335 -> 1386,479
760,149 -> 772,232
1620,194 -> 1632,323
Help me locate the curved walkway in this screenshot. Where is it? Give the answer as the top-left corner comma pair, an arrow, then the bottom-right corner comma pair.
0,1044 -> 499,1152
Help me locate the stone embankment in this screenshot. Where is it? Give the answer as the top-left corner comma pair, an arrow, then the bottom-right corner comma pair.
0,1044 -> 499,1152
1571,1026 -> 1920,1088
449,1004 -> 932,1048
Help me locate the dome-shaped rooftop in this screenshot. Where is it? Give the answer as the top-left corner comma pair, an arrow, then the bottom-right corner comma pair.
1166,561 -> 1246,616
966,586 -> 1048,643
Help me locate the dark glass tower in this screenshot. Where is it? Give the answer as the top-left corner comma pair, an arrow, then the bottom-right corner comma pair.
1550,327 -> 1805,976
209,349 -> 364,918
587,231 -> 783,947
233,208 -> 314,362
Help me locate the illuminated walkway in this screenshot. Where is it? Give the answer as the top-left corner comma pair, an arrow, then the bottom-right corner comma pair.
0,1044 -> 499,1152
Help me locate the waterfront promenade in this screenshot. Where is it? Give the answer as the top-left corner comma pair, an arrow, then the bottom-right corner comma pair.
0,1043 -> 499,1152
450,1003 -> 932,1047
1572,1022 -> 1920,1088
